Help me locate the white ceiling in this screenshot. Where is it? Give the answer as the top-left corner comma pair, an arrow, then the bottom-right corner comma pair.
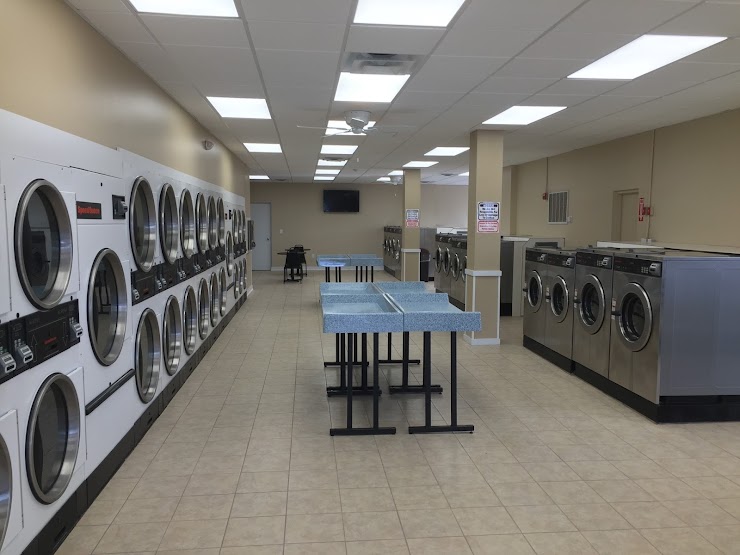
67,0 -> 740,186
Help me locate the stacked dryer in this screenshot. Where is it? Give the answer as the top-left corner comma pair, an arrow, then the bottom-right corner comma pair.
0,157 -> 87,555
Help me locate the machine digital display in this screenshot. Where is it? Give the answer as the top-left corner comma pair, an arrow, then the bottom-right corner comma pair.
323,190 -> 360,213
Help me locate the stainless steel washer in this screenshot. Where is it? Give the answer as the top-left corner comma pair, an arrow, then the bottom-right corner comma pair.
523,248 -> 549,347
573,249 -> 613,379
543,250 -> 576,370
449,237 -> 467,308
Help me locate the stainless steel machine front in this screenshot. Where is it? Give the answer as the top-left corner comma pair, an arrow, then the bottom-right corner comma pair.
522,248 -> 548,346
543,250 -> 576,366
434,234 -> 453,296
573,249 -> 614,379
449,236 -> 467,309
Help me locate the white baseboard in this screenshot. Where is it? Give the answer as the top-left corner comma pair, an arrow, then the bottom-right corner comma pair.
463,334 -> 501,346
247,286 -> 254,297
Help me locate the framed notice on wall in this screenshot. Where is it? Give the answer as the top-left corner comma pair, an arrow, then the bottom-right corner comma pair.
405,208 -> 420,228
477,201 -> 500,233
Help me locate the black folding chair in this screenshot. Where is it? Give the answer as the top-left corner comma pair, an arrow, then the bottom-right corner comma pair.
284,250 -> 303,282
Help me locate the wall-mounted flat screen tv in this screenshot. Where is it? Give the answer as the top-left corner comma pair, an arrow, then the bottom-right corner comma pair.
323,189 -> 360,213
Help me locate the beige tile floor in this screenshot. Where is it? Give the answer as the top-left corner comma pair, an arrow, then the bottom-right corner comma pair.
60,270 -> 740,554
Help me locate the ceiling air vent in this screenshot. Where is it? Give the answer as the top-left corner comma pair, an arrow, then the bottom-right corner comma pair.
343,52 -> 421,75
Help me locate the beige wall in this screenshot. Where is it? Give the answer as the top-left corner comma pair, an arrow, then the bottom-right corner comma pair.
250,183 -> 469,264
513,108 -> 740,249
0,0 -> 249,200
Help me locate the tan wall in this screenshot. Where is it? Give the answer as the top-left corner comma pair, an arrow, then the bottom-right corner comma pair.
250,183 -> 469,264
0,0 -> 249,200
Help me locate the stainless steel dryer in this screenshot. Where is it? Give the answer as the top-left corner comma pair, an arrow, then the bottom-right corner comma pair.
543,249 -> 576,371
573,249 -> 614,379
449,236 -> 467,309
434,234 -> 453,296
522,248 -> 549,350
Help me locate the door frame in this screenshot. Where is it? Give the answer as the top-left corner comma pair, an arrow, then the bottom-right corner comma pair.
250,202 -> 272,271
611,189 -> 640,241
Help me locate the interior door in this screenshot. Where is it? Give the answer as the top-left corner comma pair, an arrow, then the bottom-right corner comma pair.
250,203 -> 272,271
619,192 -> 639,242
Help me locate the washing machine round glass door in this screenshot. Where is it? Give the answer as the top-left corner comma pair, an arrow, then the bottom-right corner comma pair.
549,275 -> 570,322
15,180 -> 73,309
578,275 -> 606,334
526,270 -> 543,312
195,193 -> 208,253
240,211 -> 246,244
0,434 -> 11,548
209,273 -> 219,326
198,278 -> 210,339
461,256 -> 467,283
217,198 -> 226,247
135,309 -> 161,404
182,286 -> 197,355
226,232 -> 234,276
219,268 -> 227,316
207,197 -> 218,250
451,254 -> 460,280
26,373 -> 80,504
88,249 -> 127,366
394,240 -> 400,261
443,248 -> 451,275
234,265 -> 241,299
241,260 -> 247,290
180,190 -> 196,259
163,295 -> 182,376
435,247 -> 443,272
129,177 -> 157,272
616,283 -> 653,352
159,183 -> 179,265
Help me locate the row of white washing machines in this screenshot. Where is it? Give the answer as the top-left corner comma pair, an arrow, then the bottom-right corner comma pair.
523,246 -> 740,422
0,154 -> 250,554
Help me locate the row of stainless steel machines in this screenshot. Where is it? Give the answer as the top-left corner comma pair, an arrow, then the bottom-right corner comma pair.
523,246 -> 740,422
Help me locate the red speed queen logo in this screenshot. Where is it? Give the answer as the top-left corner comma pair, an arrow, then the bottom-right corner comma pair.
76,201 -> 102,220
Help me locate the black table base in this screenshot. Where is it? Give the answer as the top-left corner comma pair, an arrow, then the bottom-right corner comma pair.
378,332 -> 421,367
325,333 -> 369,370
388,332 -> 441,395
331,333 -> 396,436
408,332 -> 474,435
325,266 -> 343,282
327,333 -> 379,397
355,265 -> 375,283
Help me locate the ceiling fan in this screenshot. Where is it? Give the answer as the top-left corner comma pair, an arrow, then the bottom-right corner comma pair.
297,110 -> 409,137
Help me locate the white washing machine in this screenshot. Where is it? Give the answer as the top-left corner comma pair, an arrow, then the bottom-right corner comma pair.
0,360 -> 86,555
0,410 -> 23,555
0,157 -> 84,379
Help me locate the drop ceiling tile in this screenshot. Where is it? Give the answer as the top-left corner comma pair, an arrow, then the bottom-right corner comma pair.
250,21 -> 345,51
456,0 -> 586,31
476,76 -> 558,94
346,25 -> 445,55
66,0 -> 129,12
82,11 -> 155,43
687,38 -> 740,63
257,49 -> 340,90
267,87 -> 333,111
408,56 -> 508,93
539,79 -> 622,96
607,76 -> 703,97
495,57 -> 591,79
226,119 -> 280,142
141,15 -> 250,47
392,91 -> 467,111
197,81 -> 266,97
653,2 -> 740,36
165,45 -> 261,89
522,93 -> 594,106
465,91 -> 532,108
555,0 -> 699,34
240,0 -> 352,24
520,32 -> 638,61
436,27 -> 545,58
648,61 -> 740,83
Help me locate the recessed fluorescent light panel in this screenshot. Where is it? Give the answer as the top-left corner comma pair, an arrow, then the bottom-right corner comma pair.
316,169 -> 341,175
318,159 -> 347,167
244,143 -> 282,153
208,97 -> 271,119
425,147 -> 469,157
403,161 -> 439,168
250,175 -> 270,180
377,177 -> 392,182
388,170 -> 404,176
459,172 -> 469,177
354,0 -> 465,27
314,176 -> 335,181
569,34 -> 727,80
483,106 -> 566,126
130,0 -> 238,16
326,120 -> 376,136
321,145 -> 358,155
335,73 -> 410,103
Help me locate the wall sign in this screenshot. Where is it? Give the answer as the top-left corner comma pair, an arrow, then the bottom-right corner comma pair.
477,201 -> 499,233
405,208 -> 420,228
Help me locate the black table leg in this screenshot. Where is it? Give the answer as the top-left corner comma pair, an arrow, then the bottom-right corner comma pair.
327,333 -> 373,396
389,331 -> 442,394
378,330 -> 421,366
355,266 -> 359,282
409,331 -> 474,434
371,267 -> 374,282
325,267 -> 330,282
331,332 -> 395,436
